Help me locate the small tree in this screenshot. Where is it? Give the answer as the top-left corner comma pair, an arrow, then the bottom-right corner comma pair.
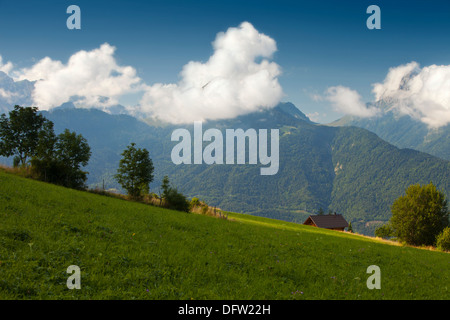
115,143 -> 154,199
0,105 -> 49,166
347,222 -> 353,233
161,175 -> 170,201
390,183 -> 449,246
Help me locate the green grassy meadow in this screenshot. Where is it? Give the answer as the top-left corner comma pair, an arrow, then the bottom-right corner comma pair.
0,169 -> 449,300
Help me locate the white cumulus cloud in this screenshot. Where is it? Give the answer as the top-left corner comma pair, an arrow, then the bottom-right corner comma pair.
136,21 -> 283,123
373,61 -> 450,128
2,22 -> 283,121
0,56 -> 13,75
13,43 -> 142,111
324,86 -> 379,118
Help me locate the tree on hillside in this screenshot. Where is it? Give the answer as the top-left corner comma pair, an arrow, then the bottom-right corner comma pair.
35,120 -> 58,163
347,222 -> 353,233
390,183 -> 449,246
157,175 -> 190,212
161,175 -> 170,199
30,120 -> 58,182
54,129 -> 91,188
115,143 -> 154,199
158,175 -> 171,205
0,105 -> 50,166
31,128 -> 91,189
55,129 -> 91,170
0,105 -> 91,189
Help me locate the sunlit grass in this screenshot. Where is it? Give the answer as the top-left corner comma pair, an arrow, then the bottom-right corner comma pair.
0,169 -> 449,300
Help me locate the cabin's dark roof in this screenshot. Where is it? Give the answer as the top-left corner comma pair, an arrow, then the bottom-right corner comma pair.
303,214 -> 348,229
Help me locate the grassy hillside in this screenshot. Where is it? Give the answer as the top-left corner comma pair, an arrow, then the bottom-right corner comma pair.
0,169 -> 449,300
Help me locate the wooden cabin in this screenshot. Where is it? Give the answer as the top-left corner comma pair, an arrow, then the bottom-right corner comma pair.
303,214 -> 348,231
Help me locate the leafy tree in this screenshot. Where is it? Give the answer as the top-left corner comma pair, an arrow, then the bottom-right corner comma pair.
35,120 -> 57,162
0,106 -> 91,189
0,105 -> 50,166
55,129 -> 91,169
54,129 -> 91,188
115,143 -> 154,199
31,128 -> 91,189
30,120 -> 58,182
390,183 -> 449,246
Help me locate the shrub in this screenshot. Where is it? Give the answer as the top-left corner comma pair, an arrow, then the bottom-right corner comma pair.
436,227 -> 450,252
375,223 -> 394,239
190,197 -> 201,208
165,188 -> 190,213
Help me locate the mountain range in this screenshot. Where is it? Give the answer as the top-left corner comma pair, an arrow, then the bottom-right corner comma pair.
331,101 -> 450,161
0,71 -> 449,235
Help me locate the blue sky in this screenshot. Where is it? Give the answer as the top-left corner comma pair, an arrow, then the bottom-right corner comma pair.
1,0 -> 450,123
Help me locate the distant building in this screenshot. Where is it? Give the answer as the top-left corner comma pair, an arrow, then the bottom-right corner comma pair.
303,214 -> 349,231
